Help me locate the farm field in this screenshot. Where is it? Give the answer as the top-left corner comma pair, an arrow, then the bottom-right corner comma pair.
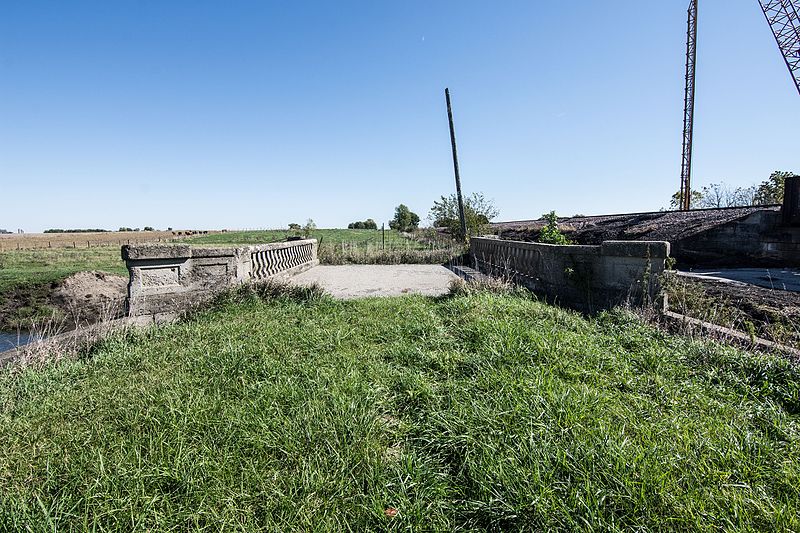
0,230 -> 196,251
0,285 -> 797,530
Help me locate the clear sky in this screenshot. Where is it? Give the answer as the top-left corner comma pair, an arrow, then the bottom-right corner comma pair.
1,0 -> 798,232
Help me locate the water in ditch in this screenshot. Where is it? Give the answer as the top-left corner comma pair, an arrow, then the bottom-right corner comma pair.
0,331 -> 36,352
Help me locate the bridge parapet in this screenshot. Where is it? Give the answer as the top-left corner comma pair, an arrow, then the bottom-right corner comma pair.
122,239 -> 318,320
470,237 -> 669,312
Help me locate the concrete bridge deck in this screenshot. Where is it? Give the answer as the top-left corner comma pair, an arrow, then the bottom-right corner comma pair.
290,265 -> 459,299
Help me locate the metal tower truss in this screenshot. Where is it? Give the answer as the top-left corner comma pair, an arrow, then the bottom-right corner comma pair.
680,0 -> 699,211
758,0 -> 800,96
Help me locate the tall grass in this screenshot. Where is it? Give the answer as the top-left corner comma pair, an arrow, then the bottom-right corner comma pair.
0,287 -> 798,530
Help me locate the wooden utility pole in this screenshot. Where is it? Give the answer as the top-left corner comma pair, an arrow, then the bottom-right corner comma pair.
445,88 -> 468,240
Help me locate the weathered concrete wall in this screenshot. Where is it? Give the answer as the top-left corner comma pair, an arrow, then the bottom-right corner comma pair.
470,237 -> 669,312
674,210 -> 800,267
123,239 -> 318,319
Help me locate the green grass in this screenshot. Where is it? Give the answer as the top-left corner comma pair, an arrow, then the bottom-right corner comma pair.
186,228 -> 420,247
0,248 -> 128,296
0,286 -> 798,530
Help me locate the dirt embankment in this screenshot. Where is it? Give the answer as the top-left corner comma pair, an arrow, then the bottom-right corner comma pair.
663,273 -> 800,349
0,272 -> 127,332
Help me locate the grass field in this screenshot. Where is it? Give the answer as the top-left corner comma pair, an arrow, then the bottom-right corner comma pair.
0,284 -> 798,530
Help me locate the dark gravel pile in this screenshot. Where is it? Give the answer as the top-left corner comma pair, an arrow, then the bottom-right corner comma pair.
494,206 -> 781,245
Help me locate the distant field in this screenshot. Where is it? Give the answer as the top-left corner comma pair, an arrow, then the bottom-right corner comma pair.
186,228 -> 430,247
0,230 -> 194,251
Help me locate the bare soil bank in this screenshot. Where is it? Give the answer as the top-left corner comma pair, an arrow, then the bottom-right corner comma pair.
0,271 -> 127,332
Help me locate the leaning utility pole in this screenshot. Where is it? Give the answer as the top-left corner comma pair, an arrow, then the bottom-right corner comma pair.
679,0 -> 699,211
445,88 -> 468,240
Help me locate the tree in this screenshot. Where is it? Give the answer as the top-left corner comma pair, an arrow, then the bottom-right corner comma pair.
288,223 -> 301,230
670,182 -> 757,209
302,219 -> 316,238
429,192 -> 499,240
538,211 -> 571,244
754,171 -> 793,205
389,205 -> 420,232
348,218 -> 378,230
696,183 -> 756,208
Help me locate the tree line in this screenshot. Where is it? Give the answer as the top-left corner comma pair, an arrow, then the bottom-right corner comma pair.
672,171 -> 795,210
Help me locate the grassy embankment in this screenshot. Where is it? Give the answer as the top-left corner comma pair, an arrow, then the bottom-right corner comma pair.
0,284 -> 798,530
0,229 -> 458,330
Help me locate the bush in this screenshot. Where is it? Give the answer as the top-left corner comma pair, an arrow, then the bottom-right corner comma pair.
538,211 -> 571,244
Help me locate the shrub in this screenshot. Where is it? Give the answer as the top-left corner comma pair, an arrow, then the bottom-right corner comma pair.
538,211 -> 571,244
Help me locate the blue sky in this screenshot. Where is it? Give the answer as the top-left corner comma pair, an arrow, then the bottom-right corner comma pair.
1,0 -> 798,232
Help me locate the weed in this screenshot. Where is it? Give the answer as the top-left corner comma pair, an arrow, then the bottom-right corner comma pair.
0,292 -> 797,529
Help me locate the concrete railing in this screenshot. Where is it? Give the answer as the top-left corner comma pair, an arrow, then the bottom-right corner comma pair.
470,237 -> 670,312
122,239 -> 318,319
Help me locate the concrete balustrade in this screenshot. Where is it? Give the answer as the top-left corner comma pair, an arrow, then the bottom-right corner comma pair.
122,239 -> 318,320
470,237 -> 670,312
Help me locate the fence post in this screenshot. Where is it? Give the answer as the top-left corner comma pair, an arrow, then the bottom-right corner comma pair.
382,223 -> 385,250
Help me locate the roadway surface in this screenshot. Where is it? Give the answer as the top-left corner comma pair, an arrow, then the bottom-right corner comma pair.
291,265 -> 459,299
679,268 -> 800,292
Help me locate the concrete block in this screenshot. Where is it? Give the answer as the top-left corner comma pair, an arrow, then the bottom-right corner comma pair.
122,244 -> 191,261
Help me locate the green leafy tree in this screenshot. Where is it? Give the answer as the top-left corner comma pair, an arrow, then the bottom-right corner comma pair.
429,192 -> 499,240
348,219 -> 378,230
538,211 -> 571,244
389,205 -> 420,232
754,171 -> 794,205
302,219 -> 316,238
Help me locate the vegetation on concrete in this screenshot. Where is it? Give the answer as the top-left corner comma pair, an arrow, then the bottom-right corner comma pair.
537,211 -> 572,245
0,284 -> 798,530
430,192 -> 499,240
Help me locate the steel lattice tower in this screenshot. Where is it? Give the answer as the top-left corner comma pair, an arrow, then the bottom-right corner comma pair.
679,0 -> 699,212
758,0 -> 800,96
